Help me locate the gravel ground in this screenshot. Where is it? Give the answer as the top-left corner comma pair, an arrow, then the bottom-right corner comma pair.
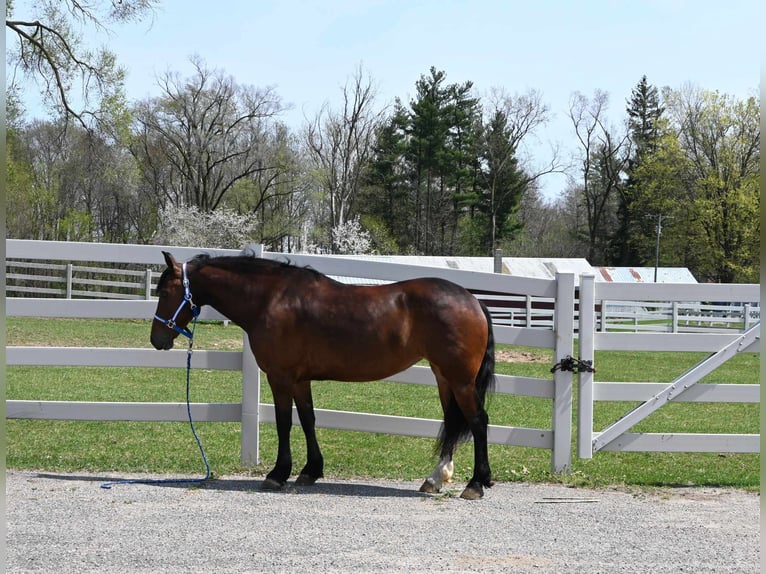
6,470 -> 760,574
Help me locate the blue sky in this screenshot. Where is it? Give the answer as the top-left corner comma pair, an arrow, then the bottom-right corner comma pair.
14,0 -> 762,199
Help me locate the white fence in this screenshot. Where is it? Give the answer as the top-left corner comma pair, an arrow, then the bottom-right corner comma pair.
5,240 -> 575,472
8,250 -> 759,333
5,240 -> 761,476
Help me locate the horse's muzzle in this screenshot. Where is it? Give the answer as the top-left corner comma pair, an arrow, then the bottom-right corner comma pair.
150,333 -> 175,350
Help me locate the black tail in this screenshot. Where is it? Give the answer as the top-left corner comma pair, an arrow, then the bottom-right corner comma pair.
436,302 -> 496,457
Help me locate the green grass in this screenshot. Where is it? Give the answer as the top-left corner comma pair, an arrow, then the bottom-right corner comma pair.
5,317 -> 760,490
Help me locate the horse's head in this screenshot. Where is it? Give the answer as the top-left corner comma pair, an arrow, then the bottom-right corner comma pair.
150,251 -> 199,350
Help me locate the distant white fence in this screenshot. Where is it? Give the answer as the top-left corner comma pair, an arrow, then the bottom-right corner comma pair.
6,259 -> 157,299
5,240 -> 761,476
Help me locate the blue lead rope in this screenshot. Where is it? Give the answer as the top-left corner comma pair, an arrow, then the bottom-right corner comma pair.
101,315 -> 211,490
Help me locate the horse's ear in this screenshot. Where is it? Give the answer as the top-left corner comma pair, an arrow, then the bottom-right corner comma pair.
162,251 -> 178,269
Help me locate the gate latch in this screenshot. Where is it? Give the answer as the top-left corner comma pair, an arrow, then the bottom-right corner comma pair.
550,355 -> 596,374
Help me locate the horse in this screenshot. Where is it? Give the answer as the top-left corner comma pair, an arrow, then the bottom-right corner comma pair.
150,251 -> 496,500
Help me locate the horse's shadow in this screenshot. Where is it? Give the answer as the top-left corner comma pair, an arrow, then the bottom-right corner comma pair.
32,472 -> 427,499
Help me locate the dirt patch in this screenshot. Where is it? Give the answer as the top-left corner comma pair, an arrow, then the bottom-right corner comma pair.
495,349 -> 548,363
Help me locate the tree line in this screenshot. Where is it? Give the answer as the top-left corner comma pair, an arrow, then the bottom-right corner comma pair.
6,2 -> 759,283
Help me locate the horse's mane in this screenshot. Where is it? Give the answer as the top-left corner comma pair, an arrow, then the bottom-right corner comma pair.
190,253 -> 325,280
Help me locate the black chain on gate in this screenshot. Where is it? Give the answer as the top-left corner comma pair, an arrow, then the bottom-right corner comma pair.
550,355 -> 596,374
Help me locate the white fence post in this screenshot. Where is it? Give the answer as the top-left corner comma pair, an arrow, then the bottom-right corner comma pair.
577,273 -> 596,459
242,243 -> 264,258
66,263 -> 73,298
526,294 -> 532,327
551,272 -> 575,473
240,334 -> 261,466
239,243 -> 264,463
144,268 -> 153,299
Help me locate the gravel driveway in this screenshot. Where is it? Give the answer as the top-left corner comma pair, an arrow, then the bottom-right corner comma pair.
6,470 -> 760,573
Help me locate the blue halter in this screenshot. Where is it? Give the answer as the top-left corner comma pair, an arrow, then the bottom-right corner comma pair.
154,262 -> 200,339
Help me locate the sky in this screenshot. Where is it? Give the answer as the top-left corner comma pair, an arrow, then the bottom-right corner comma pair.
13,0 -> 762,200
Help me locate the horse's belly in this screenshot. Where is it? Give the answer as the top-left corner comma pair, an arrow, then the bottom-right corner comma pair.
307,346 -> 420,382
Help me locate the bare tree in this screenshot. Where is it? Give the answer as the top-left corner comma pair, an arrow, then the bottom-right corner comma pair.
304,65 -> 385,251
131,56 -> 285,212
480,87 -> 566,250
6,0 -> 157,126
568,90 -> 631,263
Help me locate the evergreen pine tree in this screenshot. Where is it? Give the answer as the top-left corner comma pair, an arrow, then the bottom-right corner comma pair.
615,76 -> 666,265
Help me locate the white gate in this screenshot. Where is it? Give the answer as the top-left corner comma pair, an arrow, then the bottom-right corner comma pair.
577,273 -> 760,457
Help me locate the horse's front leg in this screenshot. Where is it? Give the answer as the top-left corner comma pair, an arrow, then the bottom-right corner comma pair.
293,380 -> 324,486
262,380 -> 294,490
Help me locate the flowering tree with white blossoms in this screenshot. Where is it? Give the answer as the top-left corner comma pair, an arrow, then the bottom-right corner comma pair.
331,217 -> 372,254
155,205 -> 259,249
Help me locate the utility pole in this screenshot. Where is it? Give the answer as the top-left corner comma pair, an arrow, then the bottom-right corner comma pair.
647,214 -> 672,282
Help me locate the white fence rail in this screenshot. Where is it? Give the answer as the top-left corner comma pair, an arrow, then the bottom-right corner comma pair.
8,244 -> 759,333
5,240 -> 760,476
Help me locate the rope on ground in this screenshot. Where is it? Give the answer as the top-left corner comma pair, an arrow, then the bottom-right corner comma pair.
101,317 -> 210,490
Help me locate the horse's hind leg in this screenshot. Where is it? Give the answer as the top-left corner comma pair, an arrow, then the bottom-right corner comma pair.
420,455 -> 454,494
293,380 -> 324,486
428,367 -> 492,499
453,386 -> 493,500
460,410 -> 492,500
420,371 -> 456,494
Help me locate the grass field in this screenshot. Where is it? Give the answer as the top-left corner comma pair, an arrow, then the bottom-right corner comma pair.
5,317 -> 760,490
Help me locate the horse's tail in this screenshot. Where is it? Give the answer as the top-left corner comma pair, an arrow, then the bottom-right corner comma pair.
475,301 -> 496,407
436,301 -> 496,457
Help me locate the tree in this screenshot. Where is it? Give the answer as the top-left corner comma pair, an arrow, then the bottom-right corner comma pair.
331,217 -> 372,255
627,130 -> 692,270
359,101 -> 411,251
473,88 -> 562,255
6,0 -> 156,126
154,204 -> 259,248
130,56 -> 285,212
626,76 -> 665,160
304,65 -> 383,252
474,108 -> 525,253
568,90 -> 631,264
406,67 -> 454,254
6,92 -> 41,238
8,118 -> 151,242
223,123 -> 312,252
509,183 -> 586,257
664,86 -> 760,282
616,76 -> 667,265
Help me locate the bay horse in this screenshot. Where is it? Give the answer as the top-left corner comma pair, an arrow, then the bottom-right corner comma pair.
150,252 -> 495,499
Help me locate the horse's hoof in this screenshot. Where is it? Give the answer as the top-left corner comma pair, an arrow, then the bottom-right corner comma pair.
459,485 -> 484,500
295,474 -> 318,486
261,478 -> 285,491
419,479 -> 439,494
